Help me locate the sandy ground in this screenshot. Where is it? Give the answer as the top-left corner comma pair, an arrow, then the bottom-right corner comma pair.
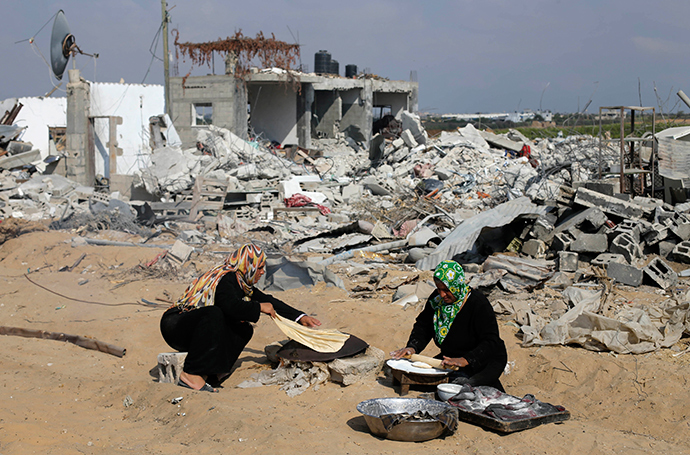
1,229 -> 690,454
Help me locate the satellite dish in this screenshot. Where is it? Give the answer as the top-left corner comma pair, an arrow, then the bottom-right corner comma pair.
50,10 -> 75,80
49,10 -> 97,81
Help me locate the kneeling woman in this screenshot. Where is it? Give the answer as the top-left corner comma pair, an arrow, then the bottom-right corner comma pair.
391,260 -> 507,391
160,243 -> 320,392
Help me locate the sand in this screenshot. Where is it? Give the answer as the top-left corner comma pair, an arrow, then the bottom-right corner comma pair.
1,229 -> 689,454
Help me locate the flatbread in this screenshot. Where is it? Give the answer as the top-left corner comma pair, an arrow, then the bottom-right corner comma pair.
273,314 -> 349,353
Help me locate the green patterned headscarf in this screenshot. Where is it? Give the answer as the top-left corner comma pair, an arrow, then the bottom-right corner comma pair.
430,260 -> 469,344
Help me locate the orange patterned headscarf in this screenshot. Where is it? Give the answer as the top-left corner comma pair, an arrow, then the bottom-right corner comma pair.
175,243 -> 266,310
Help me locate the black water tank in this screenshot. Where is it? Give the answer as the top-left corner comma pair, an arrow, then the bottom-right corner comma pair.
345,64 -> 357,78
330,59 -> 339,76
314,50 -> 331,74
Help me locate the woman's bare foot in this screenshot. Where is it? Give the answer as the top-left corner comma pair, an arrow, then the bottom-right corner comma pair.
179,372 -> 217,392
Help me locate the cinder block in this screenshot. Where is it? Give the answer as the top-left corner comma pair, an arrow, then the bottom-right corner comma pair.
157,352 -> 187,384
610,233 -> 643,264
592,253 -> 627,267
612,219 -> 642,243
655,206 -> 676,224
522,239 -> 547,258
571,233 -> 608,253
644,258 -> 678,289
644,222 -> 671,246
552,230 -> 577,251
328,346 -> 385,386
672,241 -> 690,264
670,212 -> 690,241
558,251 -> 579,272
607,262 -> 643,287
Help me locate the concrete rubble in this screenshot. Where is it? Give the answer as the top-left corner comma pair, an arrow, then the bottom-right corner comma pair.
3,109 -> 690,361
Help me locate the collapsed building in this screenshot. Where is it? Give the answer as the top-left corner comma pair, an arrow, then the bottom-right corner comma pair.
2,31 -> 690,373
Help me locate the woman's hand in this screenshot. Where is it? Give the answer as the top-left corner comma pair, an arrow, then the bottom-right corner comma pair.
442,356 -> 468,368
389,347 -> 416,359
260,302 -> 276,318
299,316 -> 321,327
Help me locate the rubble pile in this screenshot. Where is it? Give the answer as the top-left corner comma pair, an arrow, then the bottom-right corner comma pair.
1,109 -> 689,357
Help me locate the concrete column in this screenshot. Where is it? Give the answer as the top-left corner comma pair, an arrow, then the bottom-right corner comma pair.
361,79 -> 374,149
408,84 -> 419,113
297,83 -> 314,149
65,69 -> 91,185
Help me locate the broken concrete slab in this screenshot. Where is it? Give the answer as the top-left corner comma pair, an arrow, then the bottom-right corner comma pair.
570,233 -> 608,253
522,239 -> 547,258
479,130 -> 523,152
400,129 -> 418,148
574,187 -> 647,219
607,262 -> 643,287
592,253 -> 627,267
400,110 -> 427,145
416,197 -> 549,270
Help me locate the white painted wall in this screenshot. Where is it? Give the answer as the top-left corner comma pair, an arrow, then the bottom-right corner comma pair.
90,82 -> 164,176
248,83 -> 298,145
5,97 -> 67,157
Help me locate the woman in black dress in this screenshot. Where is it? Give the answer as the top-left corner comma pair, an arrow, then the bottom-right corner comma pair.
160,243 -> 320,392
391,260 -> 507,391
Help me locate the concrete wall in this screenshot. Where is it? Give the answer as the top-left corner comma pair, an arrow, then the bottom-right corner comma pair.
373,92 -> 409,119
248,83 -> 298,145
170,75 -> 248,149
6,97 -> 67,158
90,82 -> 164,176
340,89 -> 367,143
313,90 -> 342,138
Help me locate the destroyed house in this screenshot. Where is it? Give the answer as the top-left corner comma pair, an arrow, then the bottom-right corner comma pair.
169,67 -> 418,150
1,69 -> 168,196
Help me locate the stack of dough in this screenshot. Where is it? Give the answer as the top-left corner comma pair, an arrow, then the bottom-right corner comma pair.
273,314 -> 350,353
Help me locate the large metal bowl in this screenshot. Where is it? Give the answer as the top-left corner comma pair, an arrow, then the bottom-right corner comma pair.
356,397 -> 456,442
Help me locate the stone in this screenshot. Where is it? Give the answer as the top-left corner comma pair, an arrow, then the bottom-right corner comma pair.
643,258 -> 678,289
328,346 -> 385,386
570,233 -> 608,253
606,262 -> 643,287
157,352 -> 187,384
558,251 -> 579,272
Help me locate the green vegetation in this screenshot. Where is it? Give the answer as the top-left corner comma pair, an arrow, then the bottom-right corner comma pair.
422,112 -> 690,141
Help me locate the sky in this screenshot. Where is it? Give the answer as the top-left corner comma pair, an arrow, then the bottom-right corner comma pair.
2,0 -> 690,115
